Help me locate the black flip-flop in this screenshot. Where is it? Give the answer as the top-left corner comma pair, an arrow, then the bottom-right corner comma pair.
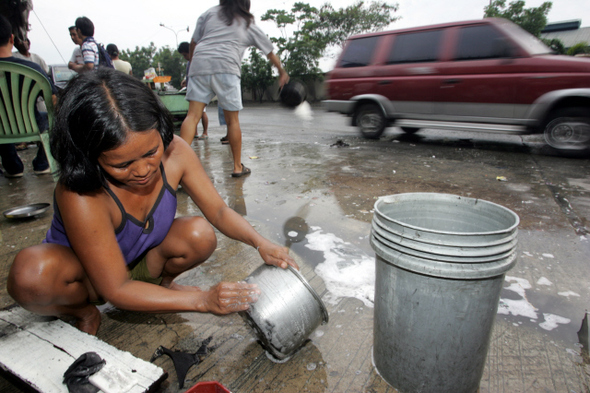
231,164 -> 251,178
220,136 -> 229,145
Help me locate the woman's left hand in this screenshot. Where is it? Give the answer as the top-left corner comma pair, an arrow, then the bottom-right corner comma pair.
258,241 -> 298,270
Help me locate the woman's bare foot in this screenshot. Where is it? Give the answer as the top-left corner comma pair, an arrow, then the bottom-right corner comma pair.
76,305 -> 101,335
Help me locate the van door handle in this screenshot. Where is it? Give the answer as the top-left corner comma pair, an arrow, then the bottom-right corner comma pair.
443,79 -> 461,84
378,80 -> 392,85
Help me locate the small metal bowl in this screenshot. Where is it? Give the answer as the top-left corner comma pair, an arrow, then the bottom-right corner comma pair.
241,264 -> 329,361
3,203 -> 50,219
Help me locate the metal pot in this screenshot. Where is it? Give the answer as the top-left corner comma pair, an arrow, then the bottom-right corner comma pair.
240,265 -> 329,361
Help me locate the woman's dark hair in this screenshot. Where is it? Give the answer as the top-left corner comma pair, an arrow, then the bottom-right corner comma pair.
219,0 -> 253,27
0,15 -> 12,46
50,68 -> 175,193
106,43 -> 118,57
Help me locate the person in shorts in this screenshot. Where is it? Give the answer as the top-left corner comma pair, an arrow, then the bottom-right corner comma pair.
179,0 -> 288,177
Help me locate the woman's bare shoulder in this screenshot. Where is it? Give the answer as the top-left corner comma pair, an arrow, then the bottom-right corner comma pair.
55,183 -> 117,225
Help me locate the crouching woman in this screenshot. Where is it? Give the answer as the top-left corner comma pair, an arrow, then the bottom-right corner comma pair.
7,68 -> 297,335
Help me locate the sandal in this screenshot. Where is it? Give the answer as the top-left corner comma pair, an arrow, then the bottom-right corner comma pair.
220,136 -> 229,145
231,164 -> 251,178
197,135 -> 208,140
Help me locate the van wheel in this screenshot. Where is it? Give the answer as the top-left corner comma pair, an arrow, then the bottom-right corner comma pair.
401,127 -> 420,134
543,107 -> 590,153
357,103 -> 386,139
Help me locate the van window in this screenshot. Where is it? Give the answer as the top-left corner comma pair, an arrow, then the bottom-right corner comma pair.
455,25 -> 506,60
339,36 -> 380,68
386,30 -> 442,64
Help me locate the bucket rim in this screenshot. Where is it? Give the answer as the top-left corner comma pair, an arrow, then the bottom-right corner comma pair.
373,193 -> 520,237
371,228 -> 517,262
371,235 -> 518,279
372,214 -> 518,248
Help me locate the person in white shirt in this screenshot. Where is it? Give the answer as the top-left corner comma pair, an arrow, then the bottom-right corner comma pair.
67,25 -> 83,70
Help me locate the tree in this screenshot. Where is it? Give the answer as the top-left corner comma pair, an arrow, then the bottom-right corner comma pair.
153,47 -> 185,89
241,48 -> 274,102
542,38 -> 565,54
484,0 -> 552,37
120,43 -> 157,80
567,42 -> 589,56
262,1 -> 399,81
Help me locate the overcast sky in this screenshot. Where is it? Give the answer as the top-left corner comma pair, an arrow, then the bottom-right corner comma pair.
26,0 -> 590,72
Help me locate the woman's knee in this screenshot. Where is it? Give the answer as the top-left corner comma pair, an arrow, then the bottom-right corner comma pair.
174,216 -> 217,258
188,217 -> 217,253
7,246 -> 65,304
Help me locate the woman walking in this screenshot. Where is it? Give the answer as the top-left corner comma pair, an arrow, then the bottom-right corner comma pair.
179,0 -> 288,177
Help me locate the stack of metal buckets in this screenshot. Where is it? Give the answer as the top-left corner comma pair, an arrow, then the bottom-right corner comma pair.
370,193 -> 519,393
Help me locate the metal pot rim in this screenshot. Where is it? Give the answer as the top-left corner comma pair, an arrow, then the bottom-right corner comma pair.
287,265 -> 330,324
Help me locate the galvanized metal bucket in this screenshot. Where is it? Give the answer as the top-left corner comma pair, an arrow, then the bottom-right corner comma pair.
240,265 -> 329,361
371,193 -> 519,393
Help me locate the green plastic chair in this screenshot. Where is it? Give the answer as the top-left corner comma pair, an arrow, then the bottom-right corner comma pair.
0,61 -> 58,179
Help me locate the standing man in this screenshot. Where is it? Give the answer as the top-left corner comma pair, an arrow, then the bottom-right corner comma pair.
70,16 -> 97,73
67,25 -> 83,70
0,15 -> 57,177
106,44 -> 132,75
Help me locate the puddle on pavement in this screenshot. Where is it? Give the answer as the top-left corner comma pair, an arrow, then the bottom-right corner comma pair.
175,134 -> 590,384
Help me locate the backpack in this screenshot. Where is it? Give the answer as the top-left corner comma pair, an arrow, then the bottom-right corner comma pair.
96,43 -> 115,69
83,37 -> 115,69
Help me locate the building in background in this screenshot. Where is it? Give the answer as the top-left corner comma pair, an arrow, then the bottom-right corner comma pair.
541,20 -> 590,54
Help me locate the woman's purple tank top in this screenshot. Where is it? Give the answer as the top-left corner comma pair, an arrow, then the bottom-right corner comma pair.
44,164 -> 177,266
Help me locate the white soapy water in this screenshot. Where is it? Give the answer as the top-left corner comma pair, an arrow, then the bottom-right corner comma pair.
497,276 -> 538,319
305,227 -> 375,307
294,101 -> 313,122
498,276 -> 573,331
306,362 -> 317,371
558,290 -> 580,297
288,231 -> 298,237
542,253 -> 555,258
539,313 -> 571,331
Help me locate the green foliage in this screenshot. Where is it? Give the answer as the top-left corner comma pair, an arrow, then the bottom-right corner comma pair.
484,0 -> 552,37
119,43 -> 185,88
153,47 -> 185,89
120,43 -> 157,79
567,42 -> 590,56
241,48 -> 274,102
542,38 -> 565,54
262,1 -> 399,81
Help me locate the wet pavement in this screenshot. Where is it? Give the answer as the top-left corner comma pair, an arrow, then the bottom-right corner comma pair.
1,103 -> 589,392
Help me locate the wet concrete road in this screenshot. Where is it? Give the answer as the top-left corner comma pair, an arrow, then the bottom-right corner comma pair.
0,103 -> 589,392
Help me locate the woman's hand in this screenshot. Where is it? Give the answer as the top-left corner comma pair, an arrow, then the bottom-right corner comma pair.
203,282 -> 261,314
258,241 -> 299,270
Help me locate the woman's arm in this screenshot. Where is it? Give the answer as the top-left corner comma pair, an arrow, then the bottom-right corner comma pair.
267,52 -> 289,88
170,137 -> 298,269
57,183 -> 259,313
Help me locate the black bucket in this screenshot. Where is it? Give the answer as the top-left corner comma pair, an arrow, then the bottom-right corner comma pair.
279,80 -> 307,108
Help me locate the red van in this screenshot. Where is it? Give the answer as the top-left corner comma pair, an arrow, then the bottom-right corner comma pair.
323,18 -> 590,153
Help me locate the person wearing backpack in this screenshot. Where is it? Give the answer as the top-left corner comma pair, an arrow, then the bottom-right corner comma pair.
70,16 -> 98,73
